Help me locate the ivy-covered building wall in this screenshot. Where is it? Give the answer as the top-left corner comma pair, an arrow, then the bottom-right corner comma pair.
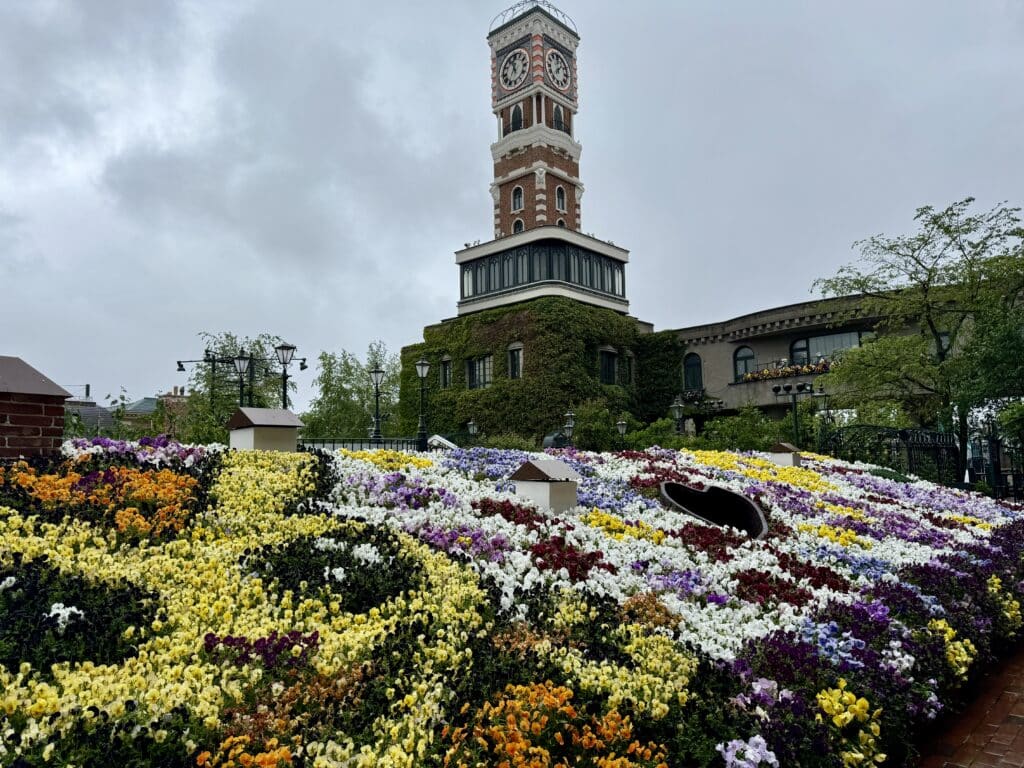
398,297 -> 684,441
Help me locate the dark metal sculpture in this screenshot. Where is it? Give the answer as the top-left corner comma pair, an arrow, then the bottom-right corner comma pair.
659,482 -> 768,540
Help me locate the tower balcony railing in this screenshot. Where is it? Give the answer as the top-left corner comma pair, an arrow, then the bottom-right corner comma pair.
502,121 -> 571,137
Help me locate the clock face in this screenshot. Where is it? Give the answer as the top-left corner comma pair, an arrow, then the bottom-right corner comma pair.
499,49 -> 530,91
545,49 -> 571,91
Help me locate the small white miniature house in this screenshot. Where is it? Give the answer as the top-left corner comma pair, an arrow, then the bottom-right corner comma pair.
768,441 -> 802,467
226,408 -> 304,452
509,458 -> 582,513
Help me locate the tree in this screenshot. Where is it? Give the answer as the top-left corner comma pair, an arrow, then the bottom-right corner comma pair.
700,406 -> 783,452
179,332 -> 289,444
814,198 -> 1024,470
301,341 -> 401,438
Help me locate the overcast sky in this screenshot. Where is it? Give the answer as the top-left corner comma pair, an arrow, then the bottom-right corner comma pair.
2,0 -> 1022,412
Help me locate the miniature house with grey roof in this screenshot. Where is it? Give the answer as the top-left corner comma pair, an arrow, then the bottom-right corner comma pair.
226,407 -> 304,452
509,457 -> 581,513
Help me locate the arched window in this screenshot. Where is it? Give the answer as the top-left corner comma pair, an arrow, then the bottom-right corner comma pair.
683,353 -> 703,391
556,219 -> 565,227
553,104 -> 565,132
555,185 -> 566,211
733,346 -> 756,382
790,338 -> 809,366
511,104 -> 523,132
513,219 -> 525,234
512,186 -> 524,212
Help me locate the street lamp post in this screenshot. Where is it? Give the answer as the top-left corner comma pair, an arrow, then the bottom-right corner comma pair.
772,382 -> 813,446
369,367 -> 385,444
233,350 -> 251,408
415,358 -> 431,451
273,343 -> 307,410
670,395 -> 685,435
563,409 -> 575,445
467,419 -> 478,444
616,418 -> 627,449
813,384 -> 832,451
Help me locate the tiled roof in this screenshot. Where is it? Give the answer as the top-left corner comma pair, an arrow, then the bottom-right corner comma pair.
0,356 -> 71,397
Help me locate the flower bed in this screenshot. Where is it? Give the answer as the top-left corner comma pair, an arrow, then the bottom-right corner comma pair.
1,438 -> 1023,766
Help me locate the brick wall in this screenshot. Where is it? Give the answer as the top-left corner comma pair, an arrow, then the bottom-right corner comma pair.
0,392 -> 66,458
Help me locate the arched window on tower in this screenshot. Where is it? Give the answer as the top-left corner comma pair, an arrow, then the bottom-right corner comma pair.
513,219 -> 525,234
556,219 -> 565,227
511,104 -> 523,133
553,105 -> 565,133
556,186 -> 566,212
512,186 -> 524,212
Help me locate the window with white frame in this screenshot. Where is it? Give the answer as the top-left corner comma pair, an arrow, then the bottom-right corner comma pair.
508,343 -> 523,380
512,186 -> 524,212
556,185 -> 566,211
467,355 -> 493,389
513,218 -> 525,234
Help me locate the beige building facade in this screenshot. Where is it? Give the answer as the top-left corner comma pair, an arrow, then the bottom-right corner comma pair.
672,296 -> 873,414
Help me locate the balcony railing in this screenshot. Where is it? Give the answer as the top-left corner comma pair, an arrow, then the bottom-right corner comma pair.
737,357 -> 831,384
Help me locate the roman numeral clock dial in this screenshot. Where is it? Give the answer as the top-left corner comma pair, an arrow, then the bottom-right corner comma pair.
499,48 -> 530,90
545,49 -> 571,90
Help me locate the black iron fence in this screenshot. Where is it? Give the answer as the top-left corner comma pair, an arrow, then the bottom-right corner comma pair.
300,437 -> 421,452
822,425 -> 961,487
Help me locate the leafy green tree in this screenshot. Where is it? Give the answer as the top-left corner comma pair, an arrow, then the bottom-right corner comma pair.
998,402 -> 1024,449
814,197 -> 1024,469
179,332 -> 289,444
700,406 -> 783,452
301,341 -> 401,438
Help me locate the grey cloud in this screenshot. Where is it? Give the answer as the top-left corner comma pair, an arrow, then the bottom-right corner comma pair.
0,0 -> 184,149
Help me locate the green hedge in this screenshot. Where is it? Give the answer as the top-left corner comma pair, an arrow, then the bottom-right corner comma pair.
399,297 -> 684,442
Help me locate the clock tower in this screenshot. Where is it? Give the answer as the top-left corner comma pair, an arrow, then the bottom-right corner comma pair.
453,1 -> 629,318
488,1 -> 582,236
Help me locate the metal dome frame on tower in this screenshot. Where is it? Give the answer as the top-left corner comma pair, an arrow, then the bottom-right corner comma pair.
489,0 -> 577,34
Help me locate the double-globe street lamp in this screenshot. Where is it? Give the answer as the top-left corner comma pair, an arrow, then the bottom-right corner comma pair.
178,344 -> 306,409
772,381 -> 814,446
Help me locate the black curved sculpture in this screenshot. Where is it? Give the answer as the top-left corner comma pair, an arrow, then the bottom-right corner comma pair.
659,482 -> 768,540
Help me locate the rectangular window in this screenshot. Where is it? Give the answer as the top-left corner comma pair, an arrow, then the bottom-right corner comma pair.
508,348 -> 522,379
489,258 -> 500,291
532,251 -> 548,281
516,250 -> 529,284
623,354 -> 633,385
467,355 -> 493,389
439,360 -> 452,389
807,331 -> 860,360
599,350 -> 617,385
503,255 -> 514,288
462,267 -> 473,298
551,247 -> 566,281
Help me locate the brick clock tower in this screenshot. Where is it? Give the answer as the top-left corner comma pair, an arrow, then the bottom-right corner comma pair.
488,1 -> 581,236
455,1 -> 629,317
